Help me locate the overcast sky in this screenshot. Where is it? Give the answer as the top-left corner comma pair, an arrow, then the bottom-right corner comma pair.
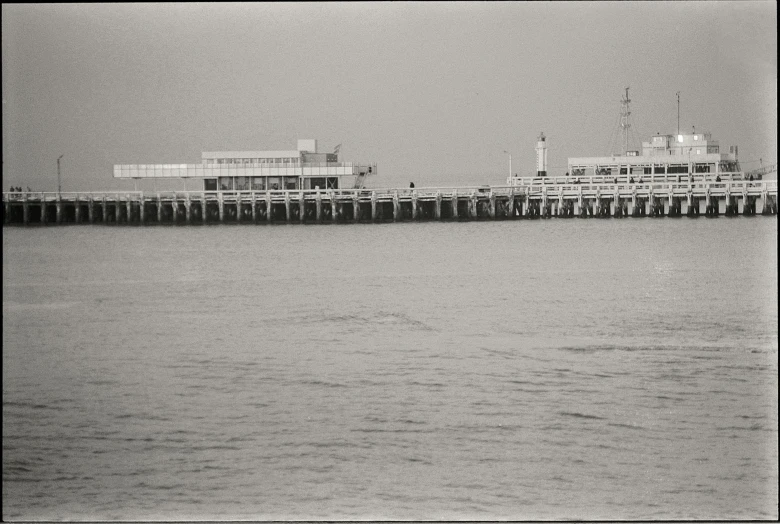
2,2 -> 776,191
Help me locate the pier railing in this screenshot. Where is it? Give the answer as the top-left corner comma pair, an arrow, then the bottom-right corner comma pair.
509,172 -> 753,186
3,180 -> 777,224
3,180 -> 776,201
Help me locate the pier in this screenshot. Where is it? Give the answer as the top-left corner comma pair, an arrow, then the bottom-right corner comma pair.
3,178 -> 777,225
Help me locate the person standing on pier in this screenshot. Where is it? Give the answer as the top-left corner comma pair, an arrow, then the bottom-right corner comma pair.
409,182 -> 415,188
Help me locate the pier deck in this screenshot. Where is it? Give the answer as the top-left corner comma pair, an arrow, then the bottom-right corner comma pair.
3,179 -> 777,225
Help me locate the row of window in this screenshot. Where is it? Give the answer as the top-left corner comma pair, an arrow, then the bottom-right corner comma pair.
203,176 -> 340,191
576,163 -> 720,176
204,157 -> 300,165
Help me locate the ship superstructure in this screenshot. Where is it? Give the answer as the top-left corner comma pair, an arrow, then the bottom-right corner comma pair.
509,90 -> 744,185
567,129 -> 740,179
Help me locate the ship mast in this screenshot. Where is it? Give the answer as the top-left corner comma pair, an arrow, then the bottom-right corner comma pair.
676,91 -> 681,139
620,87 -> 631,155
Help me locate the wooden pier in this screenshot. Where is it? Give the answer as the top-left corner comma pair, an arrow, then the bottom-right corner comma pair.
3,179 -> 777,225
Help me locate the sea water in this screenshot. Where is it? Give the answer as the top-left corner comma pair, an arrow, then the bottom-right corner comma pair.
3,218 -> 777,520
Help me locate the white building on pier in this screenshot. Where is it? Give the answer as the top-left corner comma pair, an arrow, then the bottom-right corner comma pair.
114,139 -> 376,190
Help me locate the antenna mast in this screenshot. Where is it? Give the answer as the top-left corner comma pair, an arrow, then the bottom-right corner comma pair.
676,91 -> 680,138
620,87 -> 631,155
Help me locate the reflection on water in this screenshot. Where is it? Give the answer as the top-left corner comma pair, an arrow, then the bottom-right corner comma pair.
2,219 -> 777,520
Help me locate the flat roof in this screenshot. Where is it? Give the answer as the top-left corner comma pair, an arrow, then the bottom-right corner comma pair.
202,150 -> 301,158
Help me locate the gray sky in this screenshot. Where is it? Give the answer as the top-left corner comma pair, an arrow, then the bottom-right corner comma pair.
2,2 -> 776,191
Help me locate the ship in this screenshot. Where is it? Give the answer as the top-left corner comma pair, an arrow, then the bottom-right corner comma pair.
508,89 -> 775,185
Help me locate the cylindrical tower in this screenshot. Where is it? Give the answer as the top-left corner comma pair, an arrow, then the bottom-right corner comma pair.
536,132 -> 547,177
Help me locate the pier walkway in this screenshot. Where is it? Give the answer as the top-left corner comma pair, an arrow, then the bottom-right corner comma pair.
3,179 -> 777,225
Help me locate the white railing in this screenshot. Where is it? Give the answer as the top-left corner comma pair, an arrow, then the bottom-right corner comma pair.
3,180 -> 776,203
509,172 -> 753,186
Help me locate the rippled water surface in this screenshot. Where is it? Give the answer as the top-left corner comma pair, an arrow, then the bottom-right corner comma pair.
3,218 -> 778,520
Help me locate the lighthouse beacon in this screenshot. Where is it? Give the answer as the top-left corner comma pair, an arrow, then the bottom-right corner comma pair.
536,132 -> 548,177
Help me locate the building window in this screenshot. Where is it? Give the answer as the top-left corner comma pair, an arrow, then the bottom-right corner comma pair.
268,177 -> 281,190
251,177 -> 266,191
218,177 -> 233,190
309,177 -> 326,190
